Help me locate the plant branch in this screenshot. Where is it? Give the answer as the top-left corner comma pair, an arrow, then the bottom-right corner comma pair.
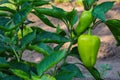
10,45 -> 20,62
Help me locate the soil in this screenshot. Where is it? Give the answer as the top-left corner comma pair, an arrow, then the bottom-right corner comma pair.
22,1 -> 120,80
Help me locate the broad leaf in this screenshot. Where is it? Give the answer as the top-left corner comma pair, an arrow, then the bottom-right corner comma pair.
28,42 -> 53,56
34,32 -> 69,44
0,6 -> 15,13
9,62 -> 30,73
34,6 -> 66,20
20,30 -> 36,49
105,19 -> 120,46
11,69 -> 30,80
60,64 -> 84,78
37,50 -> 66,76
0,3 -> 16,10
92,2 -> 114,21
33,12 -> 56,28
55,71 -> 76,80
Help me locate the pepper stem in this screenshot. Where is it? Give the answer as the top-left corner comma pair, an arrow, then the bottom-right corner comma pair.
88,27 -> 92,35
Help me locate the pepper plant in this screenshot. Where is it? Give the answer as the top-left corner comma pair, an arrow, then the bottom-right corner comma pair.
0,0 -> 120,80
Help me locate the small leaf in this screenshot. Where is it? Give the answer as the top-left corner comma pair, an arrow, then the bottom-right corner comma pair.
105,19 -> 120,46
55,71 -> 76,80
92,1 -> 114,21
34,32 -> 69,44
37,50 -> 66,76
66,8 -> 78,26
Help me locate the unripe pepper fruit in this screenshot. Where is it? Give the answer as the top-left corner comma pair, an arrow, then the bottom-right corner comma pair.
77,34 -> 100,68
76,9 -> 93,36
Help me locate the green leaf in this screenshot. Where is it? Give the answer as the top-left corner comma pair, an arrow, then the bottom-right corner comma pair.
37,50 -> 66,76
34,32 -> 69,44
92,1 -> 114,21
33,12 -> 56,28
11,69 -> 30,80
33,0 -> 50,7
9,62 -> 30,73
31,26 -> 45,34
0,57 -> 10,68
0,0 -> 9,4
87,67 -> 102,80
0,72 -> 21,80
54,43 -> 64,51
20,30 -> 36,49
105,19 -> 120,46
66,8 -> 78,26
0,44 -> 5,53
55,71 -> 76,80
40,74 -> 56,80
0,72 -> 8,79
69,47 -> 80,59
2,76 -> 22,80
0,3 -> 16,10
0,17 -> 10,27
0,5 -> 32,31
60,64 -> 84,78
86,0 -> 97,7
56,25 -> 66,36
28,42 -> 53,56
34,6 -> 66,20
0,6 -> 15,13
0,11 -> 11,17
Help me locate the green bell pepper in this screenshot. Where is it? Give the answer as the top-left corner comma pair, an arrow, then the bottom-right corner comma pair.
77,34 -> 100,68
76,9 -> 93,36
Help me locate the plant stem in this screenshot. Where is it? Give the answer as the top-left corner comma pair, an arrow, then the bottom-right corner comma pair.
21,24 -> 24,38
88,27 -> 92,35
10,45 -> 20,62
63,42 -> 73,65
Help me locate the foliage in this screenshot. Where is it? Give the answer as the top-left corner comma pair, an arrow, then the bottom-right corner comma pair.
0,0 -> 119,80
